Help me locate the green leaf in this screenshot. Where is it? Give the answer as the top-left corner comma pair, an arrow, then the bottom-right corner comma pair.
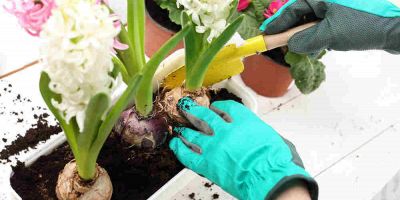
182,12 -> 203,77
285,52 -> 327,94
39,72 -> 79,156
159,0 -> 183,25
135,25 -> 191,116
233,0 -> 273,39
75,93 -> 110,180
90,75 -> 142,158
155,0 -> 183,25
237,13 -> 263,39
186,15 -> 245,90
252,0 -> 272,22
112,56 -> 130,83
117,25 -> 141,77
227,0 -> 239,22
78,93 -> 110,151
127,0 -> 146,72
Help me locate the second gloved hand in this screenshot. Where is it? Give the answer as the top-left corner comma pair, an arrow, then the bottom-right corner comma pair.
169,97 -> 318,200
260,0 -> 400,54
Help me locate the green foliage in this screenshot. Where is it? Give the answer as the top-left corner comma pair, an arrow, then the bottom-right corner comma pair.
285,51 -> 327,94
233,0 -> 273,39
236,0 -> 327,94
112,0 -> 189,117
180,0 -> 245,91
185,15 -> 245,90
135,25 -> 191,116
40,72 -> 143,180
126,0 -> 146,75
39,73 -> 79,156
154,0 -> 183,25
40,0 -> 188,182
252,0 -> 271,21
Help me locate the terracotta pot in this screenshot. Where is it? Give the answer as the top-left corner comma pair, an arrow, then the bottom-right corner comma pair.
241,54 -> 293,97
145,13 -> 184,57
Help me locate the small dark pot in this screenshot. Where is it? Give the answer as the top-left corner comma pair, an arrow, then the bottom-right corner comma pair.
145,0 -> 184,57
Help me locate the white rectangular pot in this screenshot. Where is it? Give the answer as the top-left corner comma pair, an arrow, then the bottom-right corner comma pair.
5,50 -> 258,200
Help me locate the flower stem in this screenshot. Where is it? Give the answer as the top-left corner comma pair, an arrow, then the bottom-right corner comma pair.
75,150 -> 97,181
127,0 -> 146,74
135,26 -> 191,117
185,15 -> 244,91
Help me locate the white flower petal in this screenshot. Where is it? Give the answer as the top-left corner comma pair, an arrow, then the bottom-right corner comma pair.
176,0 -> 233,43
41,0 -> 119,131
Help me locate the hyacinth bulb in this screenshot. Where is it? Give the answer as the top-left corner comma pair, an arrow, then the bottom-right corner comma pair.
161,87 -> 210,125
114,107 -> 168,149
56,161 -> 112,200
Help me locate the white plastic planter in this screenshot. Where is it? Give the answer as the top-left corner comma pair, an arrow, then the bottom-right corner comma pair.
5,50 -> 258,200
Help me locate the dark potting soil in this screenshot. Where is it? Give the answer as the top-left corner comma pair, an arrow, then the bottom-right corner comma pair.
212,193 -> 220,199
262,48 -> 290,67
0,114 -> 61,162
145,0 -> 181,32
210,88 -> 242,104
11,135 -> 184,200
10,88 -> 238,199
189,192 -> 196,199
1,80 -> 61,163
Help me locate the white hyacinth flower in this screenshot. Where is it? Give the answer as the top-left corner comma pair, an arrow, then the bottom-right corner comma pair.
40,0 -> 120,130
177,0 -> 234,43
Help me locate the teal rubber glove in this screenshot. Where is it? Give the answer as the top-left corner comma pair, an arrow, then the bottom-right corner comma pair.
260,0 -> 400,54
169,97 -> 318,200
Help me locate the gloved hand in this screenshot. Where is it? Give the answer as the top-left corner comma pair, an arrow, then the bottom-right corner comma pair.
169,97 -> 318,200
260,0 -> 400,54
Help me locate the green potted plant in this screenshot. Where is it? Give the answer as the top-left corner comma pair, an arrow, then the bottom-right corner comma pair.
38,0 -> 193,197
236,0 -> 326,96
114,0 -> 246,146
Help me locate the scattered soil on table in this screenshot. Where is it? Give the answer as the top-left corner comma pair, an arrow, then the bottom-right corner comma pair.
1,81 -> 56,158
10,88 -> 241,199
0,114 -> 61,162
188,192 -> 196,200
146,0 -> 181,32
204,182 -> 214,188
212,193 -> 220,199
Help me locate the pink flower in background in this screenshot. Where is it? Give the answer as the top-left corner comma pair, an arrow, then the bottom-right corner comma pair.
4,0 -> 56,36
264,0 -> 288,18
96,0 -> 109,5
111,14 -> 129,53
237,0 -> 251,11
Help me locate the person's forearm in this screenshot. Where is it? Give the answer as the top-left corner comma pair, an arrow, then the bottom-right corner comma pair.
275,181 -> 311,200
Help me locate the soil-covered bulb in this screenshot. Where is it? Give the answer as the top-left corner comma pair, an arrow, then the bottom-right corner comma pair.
161,87 -> 210,125
114,108 -> 168,149
56,161 -> 112,200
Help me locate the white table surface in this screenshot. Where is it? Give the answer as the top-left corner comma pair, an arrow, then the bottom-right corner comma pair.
1,8 -> 400,200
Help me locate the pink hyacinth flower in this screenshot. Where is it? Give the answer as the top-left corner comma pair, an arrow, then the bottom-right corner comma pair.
4,0 -> 56,36
111,14 -> 129,54
237,0 -> 251,12
96,0 -> 109,5
264,0 -> 288,18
